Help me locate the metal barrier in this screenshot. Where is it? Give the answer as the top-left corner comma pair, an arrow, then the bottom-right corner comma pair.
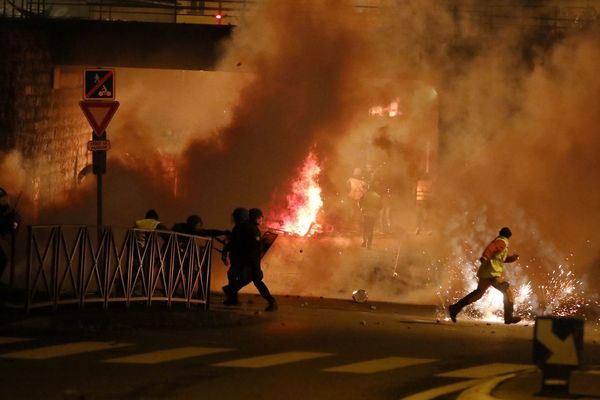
0,0 -> 255,24
25,225 -> 213,311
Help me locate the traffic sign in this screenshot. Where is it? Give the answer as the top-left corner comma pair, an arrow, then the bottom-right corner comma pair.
534,316 -> 584,394
87,140 -> 111,152
80,100 -> 120,136
84,68 -> 115,100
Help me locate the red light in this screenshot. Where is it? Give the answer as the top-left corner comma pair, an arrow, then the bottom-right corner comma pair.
215,14 -> 222,20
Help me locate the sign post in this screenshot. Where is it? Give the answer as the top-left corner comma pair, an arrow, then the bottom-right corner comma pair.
80,68 -> 119,229
533,316 -> 584,394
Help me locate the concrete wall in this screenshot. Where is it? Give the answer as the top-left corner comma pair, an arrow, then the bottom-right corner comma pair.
0,23 -> 89,216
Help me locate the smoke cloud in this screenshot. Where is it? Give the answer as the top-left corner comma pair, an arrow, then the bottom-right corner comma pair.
5,0 -> 599,317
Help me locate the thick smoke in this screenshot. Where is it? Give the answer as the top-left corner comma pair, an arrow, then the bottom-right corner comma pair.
0,151 -> 26,193
5,1 -> 599,315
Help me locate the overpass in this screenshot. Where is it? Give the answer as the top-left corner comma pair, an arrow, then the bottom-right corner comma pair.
2,17 -> 232,70
1,0 -> 598,70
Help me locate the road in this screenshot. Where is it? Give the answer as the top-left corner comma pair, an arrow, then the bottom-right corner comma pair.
0,295 -> 598,400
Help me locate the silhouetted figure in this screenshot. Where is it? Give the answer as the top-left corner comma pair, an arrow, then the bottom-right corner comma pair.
172,215 -> 229,238
0,187 -> 20,283
379,186 -> 392,234
346,167 -> 367,231
449,227 -> 522,324
224,208 -> 277,311
221,208 -> 250,306
360,184 -> 382,249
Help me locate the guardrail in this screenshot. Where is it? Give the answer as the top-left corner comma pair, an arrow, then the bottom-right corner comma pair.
1,0 -> 597,32
0,0 -> 255,24
25,225 -> 213,311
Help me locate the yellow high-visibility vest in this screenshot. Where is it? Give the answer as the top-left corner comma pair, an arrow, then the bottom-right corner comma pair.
134,218 -> 161,247
477,236 -> 509,278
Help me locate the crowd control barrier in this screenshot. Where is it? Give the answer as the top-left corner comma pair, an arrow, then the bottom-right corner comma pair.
25,225 -> 213,311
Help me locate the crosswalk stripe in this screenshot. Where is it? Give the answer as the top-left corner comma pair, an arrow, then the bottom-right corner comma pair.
437,363 -> 532,378
104,347 -> 233,364
0,342 -> 130,360
0,337 -> 32,345
403,379 -> 482,400
323,356 -> 437,374
213,351 -> 332,368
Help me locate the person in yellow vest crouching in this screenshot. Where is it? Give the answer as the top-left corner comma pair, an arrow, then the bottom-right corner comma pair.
134,209 -> 168,249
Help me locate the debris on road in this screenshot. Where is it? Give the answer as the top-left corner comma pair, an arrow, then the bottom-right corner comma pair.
352,289 -> 368,303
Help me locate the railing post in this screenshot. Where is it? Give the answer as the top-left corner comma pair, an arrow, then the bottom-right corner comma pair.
205,239 -> 212,310
103,228 -> 110,309
78,227 -> 87,309
25,225 -> 32,312
52,226 -> 61,311
126,229 -> 133,307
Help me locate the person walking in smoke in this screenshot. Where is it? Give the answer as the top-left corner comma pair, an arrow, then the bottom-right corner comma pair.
449,227 -> 522,324
346,167 -> 367,231
360,183 -> 382,249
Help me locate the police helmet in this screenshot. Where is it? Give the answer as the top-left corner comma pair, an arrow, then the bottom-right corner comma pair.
231,208 -> 249,224
186,215 -> 203,227
249,208 -> 263,221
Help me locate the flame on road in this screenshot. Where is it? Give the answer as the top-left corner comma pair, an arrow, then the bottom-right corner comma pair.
270,150 -> 323,236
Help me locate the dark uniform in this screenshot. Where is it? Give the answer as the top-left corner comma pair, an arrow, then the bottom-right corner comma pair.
242,209 -> 277,311
0,188 -> 21,281
221,209 -> 252,305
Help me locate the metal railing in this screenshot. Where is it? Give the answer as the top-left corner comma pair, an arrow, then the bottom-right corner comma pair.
25,225 -> 213,311
0,0 -> 256,24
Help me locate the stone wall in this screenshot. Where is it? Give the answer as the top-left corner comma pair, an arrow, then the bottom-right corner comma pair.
0,24 -> 89,217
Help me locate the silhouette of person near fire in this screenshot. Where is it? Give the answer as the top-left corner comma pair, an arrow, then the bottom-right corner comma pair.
221,208 -> 277,312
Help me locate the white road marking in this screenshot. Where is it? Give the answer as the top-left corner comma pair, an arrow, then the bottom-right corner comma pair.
324,356 -> 436,374
213,351 -> 332,368
437,363 -> 532,378
402,379 -> 482,400
105,346 -> 233,364
457,373 -> 522,400
0,341 -> 130,360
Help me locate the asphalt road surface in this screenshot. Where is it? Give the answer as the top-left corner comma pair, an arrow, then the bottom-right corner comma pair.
1,295 -> 598,400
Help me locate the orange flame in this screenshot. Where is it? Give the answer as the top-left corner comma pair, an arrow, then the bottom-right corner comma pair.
272,151 -> 323,236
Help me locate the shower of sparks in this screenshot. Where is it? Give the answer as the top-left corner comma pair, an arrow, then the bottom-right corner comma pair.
435,238 -> 594,323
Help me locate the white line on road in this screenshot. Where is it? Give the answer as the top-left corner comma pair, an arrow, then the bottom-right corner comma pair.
402,379 -> 482,400
437,363 -> 532,378
213,351 -> 332,368
0,341 -> 130,360
104,346 -> 233,364
457,373 -> 521,400
323,356 -> 437,374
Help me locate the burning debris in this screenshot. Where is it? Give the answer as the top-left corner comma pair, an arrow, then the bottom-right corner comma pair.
268,150 -> 324,237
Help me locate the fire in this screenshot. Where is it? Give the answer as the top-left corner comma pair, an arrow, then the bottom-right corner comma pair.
271,151 -> 323,236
